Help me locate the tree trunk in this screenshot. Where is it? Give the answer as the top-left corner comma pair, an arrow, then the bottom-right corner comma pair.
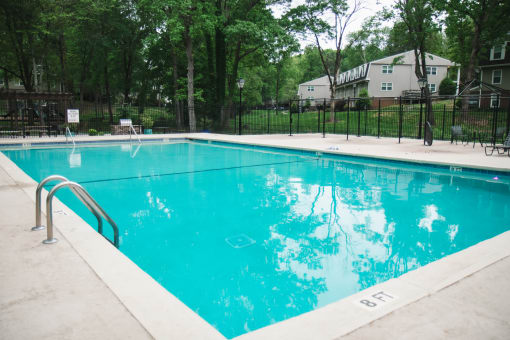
184,25 -> 196,132
222,40 -> 241,125
171,49 -> 183,129
104,62 -> 113,124
205,33 -> 216,116
58,33 -> 67,93
215,27 -> 226,118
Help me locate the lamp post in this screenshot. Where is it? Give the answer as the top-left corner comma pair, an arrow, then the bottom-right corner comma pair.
237,78 -> 245,135
417,77 -> 432,146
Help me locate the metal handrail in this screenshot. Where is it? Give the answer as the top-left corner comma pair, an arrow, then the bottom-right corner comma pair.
33,175 -> 103,233
65,126 -> 75,146
129,124 -> 141,144
43,181 -> 119,248
33,175 -> 69,231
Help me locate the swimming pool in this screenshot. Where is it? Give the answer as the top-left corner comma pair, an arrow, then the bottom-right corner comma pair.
3,140 -> 510,338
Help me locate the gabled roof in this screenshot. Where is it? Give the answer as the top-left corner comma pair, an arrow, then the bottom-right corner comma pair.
371,50 -> 455,66
299,75 -> 331,86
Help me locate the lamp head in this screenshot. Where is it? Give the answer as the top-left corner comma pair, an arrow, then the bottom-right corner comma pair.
237,78 -> 245,89
417,77 -> 428,90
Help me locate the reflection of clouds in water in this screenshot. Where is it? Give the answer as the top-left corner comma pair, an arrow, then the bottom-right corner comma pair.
447,224 -> 459,241
144,191 -> 172,219
418,205 -> 445,232
268,179 -> 396,306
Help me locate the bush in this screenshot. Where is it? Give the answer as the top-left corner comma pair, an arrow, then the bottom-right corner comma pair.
141,114 -> 154,128
304,99 -> 311,109
439,77 -> 456,96
356,88 -> 371,110
88,128 -> 98,136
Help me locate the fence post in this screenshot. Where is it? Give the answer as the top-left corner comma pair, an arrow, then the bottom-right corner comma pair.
357,105 -> 361,137
347,97 -> 350,140
267,107 -> 270,134
506,98 -> 510,137
322,103 -> 326,138
418,100 -> 423,139
377,99 -> 381,138
450,97 -> 456,143
492,95 -> 499,144
297,101 -> 301,134
317,104 -> 320,133
289,100 -> 293,136
238,102 -> 242,135
332,99 -> 336,134
441,104 -> 446,140
364,106 -> 368,135
398,96 -> 402,143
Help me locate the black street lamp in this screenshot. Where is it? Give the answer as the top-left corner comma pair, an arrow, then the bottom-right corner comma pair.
418,77 -> 433,146
237,78 -> 245,135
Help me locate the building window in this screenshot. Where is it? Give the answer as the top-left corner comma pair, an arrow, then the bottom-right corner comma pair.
492,69 -> 502,84
381,82 -> 392,91
382,65 -> 393,74
490,94 -> 500,108
490,45 -> 505,60
307,86 -> 314,92
426,66 -> 437,75
428,83 -> 436,93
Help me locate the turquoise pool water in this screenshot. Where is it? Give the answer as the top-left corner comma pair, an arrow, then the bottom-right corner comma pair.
3,141 -> 510,338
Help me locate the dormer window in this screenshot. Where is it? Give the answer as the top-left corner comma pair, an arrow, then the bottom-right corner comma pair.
307,86 -> 314,92
490,45 -> 505,60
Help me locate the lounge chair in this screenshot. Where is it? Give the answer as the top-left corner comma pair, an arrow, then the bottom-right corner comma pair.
451,125 -> 468,145
485,133 -> 510,156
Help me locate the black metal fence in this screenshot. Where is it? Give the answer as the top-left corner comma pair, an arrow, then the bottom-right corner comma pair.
1,94 -> 509,145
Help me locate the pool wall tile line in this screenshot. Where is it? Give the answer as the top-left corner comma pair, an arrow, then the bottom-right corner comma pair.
189,137 -> 510,177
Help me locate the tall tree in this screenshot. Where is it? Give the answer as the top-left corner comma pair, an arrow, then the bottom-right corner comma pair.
288,0 -> 363,121
395,0 -> 438,144
437,0 -> 510,83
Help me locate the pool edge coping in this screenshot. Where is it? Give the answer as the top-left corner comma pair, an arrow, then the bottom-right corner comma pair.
1,134 -> 509,339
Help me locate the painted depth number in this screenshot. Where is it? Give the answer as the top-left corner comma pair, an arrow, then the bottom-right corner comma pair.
356,291 -> 397,310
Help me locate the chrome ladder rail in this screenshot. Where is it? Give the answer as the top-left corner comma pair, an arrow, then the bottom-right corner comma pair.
33,175 -> 103,233
65,126 -> 76,146
129,124 -> 141,144
34,176 -> 119,248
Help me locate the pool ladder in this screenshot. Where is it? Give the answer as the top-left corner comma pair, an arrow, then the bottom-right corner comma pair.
33,175 -> 119,248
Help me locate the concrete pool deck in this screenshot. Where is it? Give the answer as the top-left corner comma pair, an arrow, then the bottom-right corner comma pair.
1,133 -> 509,339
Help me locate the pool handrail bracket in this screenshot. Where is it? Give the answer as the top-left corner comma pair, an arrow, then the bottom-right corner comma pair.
34,175 -> 119,248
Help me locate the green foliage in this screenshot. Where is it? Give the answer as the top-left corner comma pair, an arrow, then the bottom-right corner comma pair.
356,88 -> 371,109
304,99 -> 311,109
141,113 -> 154,128
88,128 -> 98,136
439,77 -> 456,95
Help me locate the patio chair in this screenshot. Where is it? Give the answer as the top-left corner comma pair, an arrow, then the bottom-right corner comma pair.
485,133 -> 510,156
451,125 -> 468,145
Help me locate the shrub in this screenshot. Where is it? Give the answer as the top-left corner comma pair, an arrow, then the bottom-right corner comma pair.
356,88 -> 371,110
141,114 -> 154,128
439,77 -> 456,96
88,128 -> 98,136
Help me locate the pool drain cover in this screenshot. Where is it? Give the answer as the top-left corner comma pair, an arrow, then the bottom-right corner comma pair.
225,234 -> 256,249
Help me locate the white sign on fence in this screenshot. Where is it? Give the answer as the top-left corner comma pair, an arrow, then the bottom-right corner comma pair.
120,119 -> 133,126
67,109 -> 80,123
